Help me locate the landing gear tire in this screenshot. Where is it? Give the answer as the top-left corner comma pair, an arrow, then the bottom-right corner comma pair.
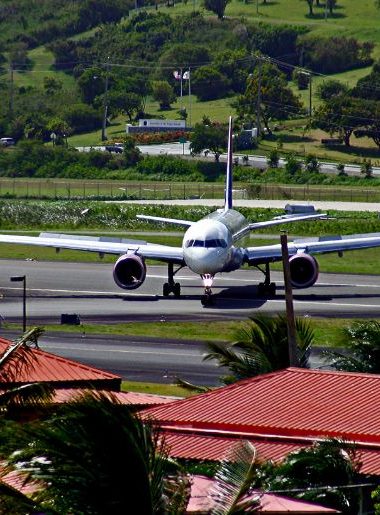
258,282 -> 276,297
163,283 -> 170,297
201,295 -> 213,307
173,282 -> 181,297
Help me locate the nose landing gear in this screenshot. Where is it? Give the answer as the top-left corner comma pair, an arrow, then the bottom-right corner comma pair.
201,274 -> 214,307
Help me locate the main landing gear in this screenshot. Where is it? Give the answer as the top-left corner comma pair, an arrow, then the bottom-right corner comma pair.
256,263 -> 276,297
163,262 -> 182,297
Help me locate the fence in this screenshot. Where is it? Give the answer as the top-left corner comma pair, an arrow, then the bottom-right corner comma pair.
0,178 -> 380,203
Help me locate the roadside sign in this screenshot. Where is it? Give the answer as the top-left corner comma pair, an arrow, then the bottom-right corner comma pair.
179,137 -> 187,144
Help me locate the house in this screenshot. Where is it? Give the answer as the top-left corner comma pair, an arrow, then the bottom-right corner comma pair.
187,475 -> 340,514
142,367 -> 380,476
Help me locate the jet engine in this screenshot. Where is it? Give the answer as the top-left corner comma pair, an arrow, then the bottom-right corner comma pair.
289,253 -> 319,289
113,253 -> 146,290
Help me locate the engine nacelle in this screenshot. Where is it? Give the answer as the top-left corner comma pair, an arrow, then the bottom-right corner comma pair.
113,253 -> 146,290
289,253 -> 319,289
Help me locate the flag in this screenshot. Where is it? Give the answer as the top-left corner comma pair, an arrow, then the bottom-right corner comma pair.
183,70 -> 190,80
173,70 -> 181,80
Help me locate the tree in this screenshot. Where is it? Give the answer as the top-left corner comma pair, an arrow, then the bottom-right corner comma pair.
191,66 -> 230,101
151,80 -> 176,110
266,149 -> 280,168
43,77 -> 63,96
233,61 -> 302,133
310,95 -> 365,146
203,314 -> 313,384
122,135 -> 142,166
107,90 -> 143,121
203,0 -> 230,19
316,80 -> 348,101
305,0 -> 314,16
46,117 -> 72,145
0,329 -> 55,513
190,122 -> 226,161
4,391 -> 186,514
304,154 -> 320,173
267,439 -> 361,514
325,320 -> 380,373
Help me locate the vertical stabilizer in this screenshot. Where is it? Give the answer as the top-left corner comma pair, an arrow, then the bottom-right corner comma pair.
224,116 -> 233,211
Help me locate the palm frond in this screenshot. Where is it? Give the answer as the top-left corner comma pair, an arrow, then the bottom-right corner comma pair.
0,327 -> 45,384
210,440 -> 260,515
0,382 -> 55,409
174,377 -> 211,393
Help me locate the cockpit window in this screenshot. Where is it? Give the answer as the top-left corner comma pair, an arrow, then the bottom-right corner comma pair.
185,239 -> 227,248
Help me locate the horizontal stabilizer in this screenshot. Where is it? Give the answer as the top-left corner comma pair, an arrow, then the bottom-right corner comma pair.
136,215 -> 194,227
249,212 -> 327,231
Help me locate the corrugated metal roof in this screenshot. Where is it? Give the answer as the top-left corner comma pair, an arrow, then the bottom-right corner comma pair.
143,368 -> 380,445
163,431 -> 304,463
49,388 -> 180,406
0,337 -> 119,384
187,476 -> 340,513
162,431 -> 380,476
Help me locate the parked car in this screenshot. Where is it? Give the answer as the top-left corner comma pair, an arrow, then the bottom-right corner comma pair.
105,145 -> 123,154
0,137 -> 15,146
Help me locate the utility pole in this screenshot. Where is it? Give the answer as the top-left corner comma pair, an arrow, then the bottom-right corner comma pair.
188,67 -> 192,127
101,56 -> 110,142
9,62 -> 14,119
256,56 -> 262,138
308,72 -> 312,120
280,233 -> 299,367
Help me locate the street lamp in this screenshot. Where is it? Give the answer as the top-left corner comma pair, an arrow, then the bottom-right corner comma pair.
10,275 -> 26,332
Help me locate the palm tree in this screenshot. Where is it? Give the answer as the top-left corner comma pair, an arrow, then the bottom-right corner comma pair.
324,320 -> 380,373
4,390 -> 186,515
203,314 -> 313,384
0,327 -> 55,513
265,438 -> 361,514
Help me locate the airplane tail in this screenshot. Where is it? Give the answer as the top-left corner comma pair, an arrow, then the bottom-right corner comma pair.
224,116 -> 233,211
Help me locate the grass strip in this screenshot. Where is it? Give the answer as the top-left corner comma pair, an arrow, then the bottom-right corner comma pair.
4,317 -> 363,347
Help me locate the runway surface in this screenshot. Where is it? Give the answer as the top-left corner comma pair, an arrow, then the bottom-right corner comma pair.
0,259 -> 373,384
1,260 -> 380,322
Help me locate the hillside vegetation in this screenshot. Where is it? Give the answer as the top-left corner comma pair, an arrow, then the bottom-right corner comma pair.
0,0 -> 379,175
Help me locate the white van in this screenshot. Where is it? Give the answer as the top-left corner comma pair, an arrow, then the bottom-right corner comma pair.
0,137 -> 15,146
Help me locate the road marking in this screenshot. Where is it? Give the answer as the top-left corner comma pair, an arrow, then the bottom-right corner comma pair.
266,299 -> 380,309
40,343 -> 200,357
5,286 -> 156,297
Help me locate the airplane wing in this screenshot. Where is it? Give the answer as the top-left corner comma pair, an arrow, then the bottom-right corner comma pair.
245,232 -> 380,265
0,233 -> 184,264
136,215 -> 194,227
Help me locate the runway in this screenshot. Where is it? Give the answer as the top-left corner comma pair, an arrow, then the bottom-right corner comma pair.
0,259 -> 375,385
1,260 -> 380,322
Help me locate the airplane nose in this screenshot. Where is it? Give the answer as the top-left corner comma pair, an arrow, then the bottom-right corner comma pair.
184,247 -> 227,275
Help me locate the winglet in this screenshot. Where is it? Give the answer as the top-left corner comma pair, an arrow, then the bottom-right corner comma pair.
224,116 -> 233,211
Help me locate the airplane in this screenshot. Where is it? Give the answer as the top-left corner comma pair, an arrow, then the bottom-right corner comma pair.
2,117 -> 380,306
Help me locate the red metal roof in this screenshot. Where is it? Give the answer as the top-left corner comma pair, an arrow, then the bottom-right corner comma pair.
163,431 -> 305,462
142,368 -> 380,475
161,431 -> 380,476
187,475 -> 340,513
48,388 -> 180,406
143,368 -> 380,445
0,337 -> 120,385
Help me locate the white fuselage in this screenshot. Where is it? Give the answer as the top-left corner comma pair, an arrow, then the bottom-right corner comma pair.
182,209 -> 249,276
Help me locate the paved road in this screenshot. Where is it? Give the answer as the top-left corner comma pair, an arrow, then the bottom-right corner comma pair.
77,142 -> 377,177
1,261 -> 380,322
0,260 -> 365,385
